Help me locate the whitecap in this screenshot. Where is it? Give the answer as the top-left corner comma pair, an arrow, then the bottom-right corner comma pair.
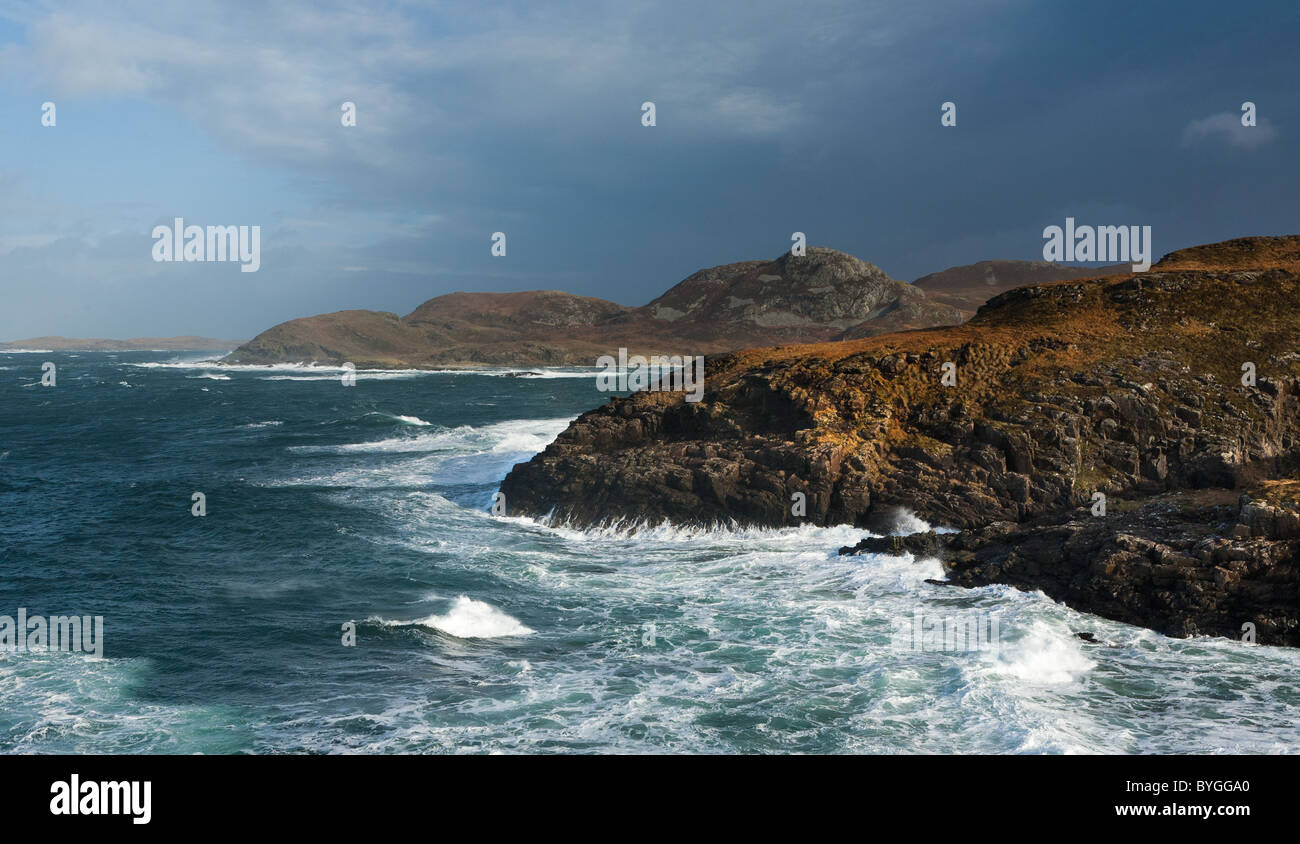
976,620 -> 1096,685
365,412 -> 433,427
378,596 -> 535,638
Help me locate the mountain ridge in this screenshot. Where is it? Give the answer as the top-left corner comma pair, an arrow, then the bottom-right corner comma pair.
222,249 -> 1108,368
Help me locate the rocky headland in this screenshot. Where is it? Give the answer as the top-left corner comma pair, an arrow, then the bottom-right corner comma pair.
500,235 -> 1300,646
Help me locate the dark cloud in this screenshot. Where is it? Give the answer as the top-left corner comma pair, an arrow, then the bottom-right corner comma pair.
1,0 -> 1297,339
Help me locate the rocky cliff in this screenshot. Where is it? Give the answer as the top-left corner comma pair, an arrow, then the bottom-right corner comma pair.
499,235 -> 1300,645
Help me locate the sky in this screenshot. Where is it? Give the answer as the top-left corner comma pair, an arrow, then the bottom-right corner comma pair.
0,0 -> 1297,340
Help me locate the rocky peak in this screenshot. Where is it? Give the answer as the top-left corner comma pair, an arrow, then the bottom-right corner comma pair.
639,247 -> 947,333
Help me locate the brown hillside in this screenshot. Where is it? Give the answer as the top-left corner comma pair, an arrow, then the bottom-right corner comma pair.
224,247 -> 968,367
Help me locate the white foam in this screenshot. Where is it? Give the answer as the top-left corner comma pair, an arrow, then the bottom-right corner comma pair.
125,358 -> 226,369
889,509 -> 947,535
287,417 -> 572,457
354,367 -> 596,379
368,413 -> 433,427
260,375 -> 339,381
388,596 -> 534,638
264,417 -> 572,489
259,370 -> 435,381
977,620 -> 1096,685
118,358 -> 602,382
512,514 -> 874,546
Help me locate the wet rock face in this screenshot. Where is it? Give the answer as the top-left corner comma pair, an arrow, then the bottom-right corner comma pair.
500,235 -> 1300,643
841,493 -> 1300,647
500,377 -> 840,528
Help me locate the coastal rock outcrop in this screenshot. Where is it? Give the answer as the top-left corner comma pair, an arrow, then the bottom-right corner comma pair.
500,235 -> 1300,644
840,488 -> 1300,645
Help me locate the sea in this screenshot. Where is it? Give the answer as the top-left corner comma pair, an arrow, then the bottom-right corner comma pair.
1,349 -> 1297,754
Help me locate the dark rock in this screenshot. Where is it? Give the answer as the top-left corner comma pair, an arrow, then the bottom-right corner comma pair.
938,494 -> 1300,646
839,531 -> 945,558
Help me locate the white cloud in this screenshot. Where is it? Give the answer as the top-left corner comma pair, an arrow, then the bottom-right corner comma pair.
1182,111 -> 1277,150
712,90 -> 799,135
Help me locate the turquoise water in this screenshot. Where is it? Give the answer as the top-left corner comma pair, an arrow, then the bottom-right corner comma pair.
1,350 -> 1298,753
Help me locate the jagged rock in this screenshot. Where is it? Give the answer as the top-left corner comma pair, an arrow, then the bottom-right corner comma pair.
838,530 -> 945,558
898,492 -> 1300,646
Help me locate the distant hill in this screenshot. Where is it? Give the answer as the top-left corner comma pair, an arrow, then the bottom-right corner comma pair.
912,260 -> 1130,320
640,248 -> 961,345
0,336 -> 242,351
224,293 -> 630,368
225,247 -> 1050,368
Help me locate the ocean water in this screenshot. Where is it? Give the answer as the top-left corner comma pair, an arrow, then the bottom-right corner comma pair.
1,350 -> 1298,754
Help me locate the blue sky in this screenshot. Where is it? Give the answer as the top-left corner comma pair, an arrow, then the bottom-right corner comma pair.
1,0 -> 1297,340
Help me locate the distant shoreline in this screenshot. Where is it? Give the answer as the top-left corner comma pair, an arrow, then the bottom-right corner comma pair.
0,337 -> 244,353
